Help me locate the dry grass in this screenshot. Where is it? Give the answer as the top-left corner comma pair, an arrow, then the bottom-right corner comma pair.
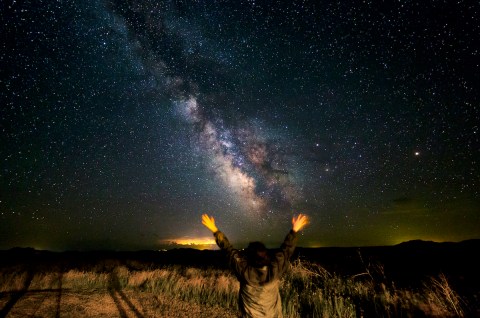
0,258 -> 476,317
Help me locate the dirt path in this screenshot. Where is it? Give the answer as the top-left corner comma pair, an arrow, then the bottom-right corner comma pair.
0,289 -> 238,318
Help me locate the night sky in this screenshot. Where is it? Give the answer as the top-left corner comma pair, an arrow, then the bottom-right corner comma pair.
1,0 -> 479,251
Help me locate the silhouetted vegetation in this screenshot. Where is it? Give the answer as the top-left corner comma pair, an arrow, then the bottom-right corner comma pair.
0,240 -> 478,317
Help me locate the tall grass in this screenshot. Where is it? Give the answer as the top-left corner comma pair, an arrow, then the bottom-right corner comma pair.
123,265 -> 239,308
0,259 -> 472,317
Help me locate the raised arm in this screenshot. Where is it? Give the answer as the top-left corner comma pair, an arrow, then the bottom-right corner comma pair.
292,213 -> 309,233
275,213 -> 309,272
201,214 -> 246,275
284,213 -> 309,255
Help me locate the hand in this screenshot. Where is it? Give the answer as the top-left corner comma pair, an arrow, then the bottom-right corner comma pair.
292,214 -> 309,232
202,214 -> 218,233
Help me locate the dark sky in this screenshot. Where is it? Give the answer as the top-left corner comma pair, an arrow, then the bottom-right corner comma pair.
1,0 -> 479,251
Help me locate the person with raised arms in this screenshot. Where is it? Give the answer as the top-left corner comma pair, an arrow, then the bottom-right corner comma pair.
201,213 -> 309,318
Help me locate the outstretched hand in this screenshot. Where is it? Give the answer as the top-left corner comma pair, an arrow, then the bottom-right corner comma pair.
292,214 -> 309,232
202,214 -> 219,233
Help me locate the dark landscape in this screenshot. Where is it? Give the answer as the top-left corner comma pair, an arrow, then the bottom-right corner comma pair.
1,239 -> 479,317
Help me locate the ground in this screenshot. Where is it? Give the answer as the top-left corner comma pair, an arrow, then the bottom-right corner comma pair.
0,289 -> 238,318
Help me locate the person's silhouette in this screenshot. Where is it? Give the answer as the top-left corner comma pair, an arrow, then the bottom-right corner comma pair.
202,213 -> 309,318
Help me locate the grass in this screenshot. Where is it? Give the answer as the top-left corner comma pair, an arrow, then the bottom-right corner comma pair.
0,258 -> 476,317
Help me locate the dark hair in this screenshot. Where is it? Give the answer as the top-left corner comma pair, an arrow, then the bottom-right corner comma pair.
246,241 -> 271,267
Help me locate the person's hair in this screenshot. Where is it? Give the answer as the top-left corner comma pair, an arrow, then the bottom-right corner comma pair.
246,241 -> 271,267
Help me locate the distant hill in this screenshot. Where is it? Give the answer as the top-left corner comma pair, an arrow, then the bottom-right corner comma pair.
395,238 -> 480,247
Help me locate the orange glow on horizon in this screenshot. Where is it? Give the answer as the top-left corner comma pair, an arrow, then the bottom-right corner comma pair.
160,236 -> 217,248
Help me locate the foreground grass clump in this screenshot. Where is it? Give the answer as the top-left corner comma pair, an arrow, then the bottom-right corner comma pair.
0,259 -> 474,317
281,259 -> 468,317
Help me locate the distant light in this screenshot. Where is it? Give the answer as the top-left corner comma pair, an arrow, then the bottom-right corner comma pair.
160,236 -> 217,248
414,151 -> 420,156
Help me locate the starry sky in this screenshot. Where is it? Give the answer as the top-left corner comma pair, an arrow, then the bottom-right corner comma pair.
1,0 -> 479,251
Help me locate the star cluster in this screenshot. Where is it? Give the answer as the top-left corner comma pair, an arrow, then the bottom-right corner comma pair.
1,0 -> 478,250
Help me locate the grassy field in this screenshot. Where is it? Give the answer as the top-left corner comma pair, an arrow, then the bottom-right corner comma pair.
0,254 -> 478,318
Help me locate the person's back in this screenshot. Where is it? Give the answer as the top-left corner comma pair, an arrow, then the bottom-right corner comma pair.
240,276 -> 281,317
201,214 -> 309,318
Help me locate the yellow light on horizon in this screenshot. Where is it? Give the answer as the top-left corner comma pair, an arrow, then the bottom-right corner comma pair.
160,236 -> 217,247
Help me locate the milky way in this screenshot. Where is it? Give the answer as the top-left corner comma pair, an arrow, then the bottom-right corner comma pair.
177,96 -> 269,214
105,0 -> 306,218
